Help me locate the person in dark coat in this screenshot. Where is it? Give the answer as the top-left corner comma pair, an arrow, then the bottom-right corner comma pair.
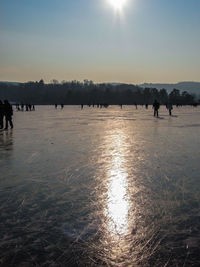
0,100 -> 4,129
4,100 -> 13,129
153,100 -> 160,117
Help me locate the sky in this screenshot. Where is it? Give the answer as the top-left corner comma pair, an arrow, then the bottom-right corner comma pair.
0,0 -> 200,84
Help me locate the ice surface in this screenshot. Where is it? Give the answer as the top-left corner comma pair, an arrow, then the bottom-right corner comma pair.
0,105 -> 200,266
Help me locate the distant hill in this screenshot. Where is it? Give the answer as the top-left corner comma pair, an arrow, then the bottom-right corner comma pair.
0,81 -> 20,86
140,82 -> 200,96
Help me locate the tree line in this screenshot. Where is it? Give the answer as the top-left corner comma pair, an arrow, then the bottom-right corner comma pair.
0,80 -> 198,105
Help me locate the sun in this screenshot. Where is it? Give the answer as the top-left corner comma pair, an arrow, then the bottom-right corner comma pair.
108,0 -> 127,11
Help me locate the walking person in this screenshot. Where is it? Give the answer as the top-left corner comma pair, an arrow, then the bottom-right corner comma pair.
4,100 -> 13,129
166,103 -> 173,116
153,99 -> 160,117
0,100 -> 4,129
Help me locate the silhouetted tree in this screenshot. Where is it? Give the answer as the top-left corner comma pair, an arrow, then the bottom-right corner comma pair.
0,80 -> 196,105
169,89 -> 181,104
159,89 -> 168,104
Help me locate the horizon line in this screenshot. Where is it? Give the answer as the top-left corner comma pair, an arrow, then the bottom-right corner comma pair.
1,80 -> 200,85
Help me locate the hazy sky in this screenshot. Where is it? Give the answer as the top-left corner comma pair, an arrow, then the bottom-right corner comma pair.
0,0 -> 200,84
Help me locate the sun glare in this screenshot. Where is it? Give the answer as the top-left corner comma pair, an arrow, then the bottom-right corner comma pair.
104,129 -> 130,236
108,0 -> 127,10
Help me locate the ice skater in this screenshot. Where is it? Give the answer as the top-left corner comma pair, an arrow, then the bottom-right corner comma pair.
0,100 -> 4,129
166,103 -> 173,116
153,100 -> 160,117
4,100 -> 13,129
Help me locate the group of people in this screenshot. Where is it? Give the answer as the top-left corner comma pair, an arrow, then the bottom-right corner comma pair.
81,103 -> 109,109
16,104 -> 35,111
153,100 -> 173,117
55,104 -> 64,109
0,100 -> 13,130
79,100 -> 173,117
0,99 -> 175,130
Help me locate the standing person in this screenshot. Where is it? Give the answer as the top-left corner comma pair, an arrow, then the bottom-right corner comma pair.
166,103 -> 173,116
0,100 -> 4,129
4,100 -> 13,129
153,99 -> 160,117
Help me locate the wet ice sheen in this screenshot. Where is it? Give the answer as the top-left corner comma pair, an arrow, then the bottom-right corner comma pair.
0,105 -> 200,266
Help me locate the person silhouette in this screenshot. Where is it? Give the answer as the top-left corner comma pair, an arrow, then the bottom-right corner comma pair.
166,103 -> 173,116
4,100 -> 13,129
0,100 -> 4,129
153,100 -> 160,117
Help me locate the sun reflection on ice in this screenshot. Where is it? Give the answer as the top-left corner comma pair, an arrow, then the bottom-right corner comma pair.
107,166 -> 129,235
105,131 -> 130,236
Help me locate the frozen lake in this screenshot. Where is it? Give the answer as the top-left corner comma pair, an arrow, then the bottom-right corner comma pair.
0,105 -> 200,266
